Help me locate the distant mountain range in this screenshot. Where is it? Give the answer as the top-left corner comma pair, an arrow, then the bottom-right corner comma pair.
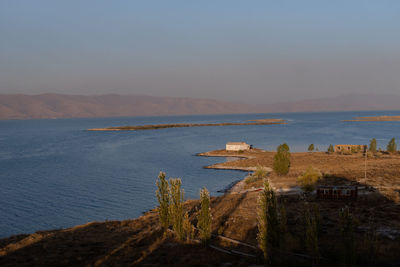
0,93 -> 399,120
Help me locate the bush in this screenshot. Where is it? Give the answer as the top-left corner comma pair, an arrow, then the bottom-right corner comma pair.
254,165 -> 268,179
327,144 -> 334,153
369,138 -> 377,153
273,144 -> 291,175
304,203 -> 320,266
257,180 -> 280,263
183,212 -> 195,241
244,175 -> 258,184
387,137 -> 397,153
169,178 -> 184,240
197,187 -> 212,244
278,143 -> 290,153
308,144 -> 315,152
246,165 -> 268,184
298,167 -> 322,193
156,171 -> 169,231
339,206 -> 357,265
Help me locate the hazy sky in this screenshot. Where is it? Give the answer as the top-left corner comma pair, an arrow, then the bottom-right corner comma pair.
1,1 -> 399,104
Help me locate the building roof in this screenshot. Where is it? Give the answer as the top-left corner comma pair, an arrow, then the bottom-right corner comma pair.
226,142 -> 248,145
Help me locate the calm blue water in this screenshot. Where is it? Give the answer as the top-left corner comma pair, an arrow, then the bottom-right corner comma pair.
1,111 -> 400,238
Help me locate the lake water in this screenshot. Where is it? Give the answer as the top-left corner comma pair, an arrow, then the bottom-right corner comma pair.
1,111 -> 400,238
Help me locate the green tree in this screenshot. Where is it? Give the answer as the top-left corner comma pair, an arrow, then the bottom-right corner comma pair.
257,180 -> 280,263
273,144 -> 291,175
279,205 -> 287,244
364,216 -> 379,266
298,167 -> 322,193
183,212 -> 195,241
169,178 -> 184,240
328,144 -> 334,153
369,138 -> 377,153
339,206 -> 357,266
304,204 -> 320,267
308,144 -> 315,152
278,143 -> 290,153
156,171 -> 169,232
387,137 -> 397,153
197,187 -> 212,244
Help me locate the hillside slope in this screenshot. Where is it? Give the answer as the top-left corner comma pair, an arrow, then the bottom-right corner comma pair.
0,93 -> 399,120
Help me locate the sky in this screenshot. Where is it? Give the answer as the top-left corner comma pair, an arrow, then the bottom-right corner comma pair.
1,1 -> 399,104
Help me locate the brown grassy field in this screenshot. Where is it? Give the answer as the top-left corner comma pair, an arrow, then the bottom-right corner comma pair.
1,149 -> 400,266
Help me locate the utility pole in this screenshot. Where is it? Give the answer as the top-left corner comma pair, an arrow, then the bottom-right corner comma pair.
364,146 -> 367,181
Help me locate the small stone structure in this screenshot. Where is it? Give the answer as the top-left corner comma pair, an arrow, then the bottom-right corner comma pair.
226,142 -> 251,151
334,144 -> 367,153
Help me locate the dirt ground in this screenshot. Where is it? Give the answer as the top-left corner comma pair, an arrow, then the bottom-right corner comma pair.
1,149 -> 400,266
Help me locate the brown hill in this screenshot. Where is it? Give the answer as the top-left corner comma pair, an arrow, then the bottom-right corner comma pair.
0,94 -> 259,120
0,93 -> 399,120
265,93 -> 400,113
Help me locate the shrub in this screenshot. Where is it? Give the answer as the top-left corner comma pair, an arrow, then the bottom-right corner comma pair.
257,180 -> 281,263
156,171 -> 169,231
278,143 -> 290,153
364,216 -> 379,265
304,203 -> 320,266
246,165 -> 269,184
308,144 -> 315,152
298,167 -> 322,193
279,205 -> 287,241
183,212 -> 195,241
387,137 -> 397,153
327,144 -> 334,153
244,175 -> 258,184
169,178 -> 184,240
254,165 -> 268,179
339,206 -> 357,265
197,187 -> 212,244
369,138 -> 377,153
273,144 -> 291,175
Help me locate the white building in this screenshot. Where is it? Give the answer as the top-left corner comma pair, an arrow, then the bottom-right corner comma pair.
226,142 -> 251,151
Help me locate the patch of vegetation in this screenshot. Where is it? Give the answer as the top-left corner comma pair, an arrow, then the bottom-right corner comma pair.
339,206 -> 358,266
387,137 -> 397,153
308,144 -> 315,152
273,143 -> 291,175
169,178 -> 185,240
369,138 -> 377,153
245,165 -> 268,184
304,203 -> 321,266
156,172 -> 169,232
298,166 -> 322,193
197,187 -> 212,244
257,180 -> 285,263
183,212 -> 195,241
327,144 -> 334,153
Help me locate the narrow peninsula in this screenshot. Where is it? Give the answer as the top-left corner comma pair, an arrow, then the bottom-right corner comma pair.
88,119 -> 286,131
343,115 -> 400,122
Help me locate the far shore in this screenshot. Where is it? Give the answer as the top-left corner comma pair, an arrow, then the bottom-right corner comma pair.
87,119 -> 286,131
343,115 -> 400,122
